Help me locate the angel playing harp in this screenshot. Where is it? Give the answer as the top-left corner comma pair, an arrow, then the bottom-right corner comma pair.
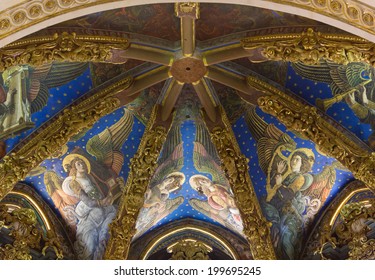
134,124 -> 185,238
245,107 -> 344,259
43,108 -> 134,259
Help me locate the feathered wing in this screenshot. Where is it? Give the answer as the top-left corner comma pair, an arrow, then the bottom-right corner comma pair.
135,196 -> 184,238
28,62 -> 88,114
245,107 -> 296,200
150,124 -> 184,186
292,61 -> 372,96
44,170 -> 64,196
86,108 -> 134,175
194,123 -> 228,185
302,161 -> 343,204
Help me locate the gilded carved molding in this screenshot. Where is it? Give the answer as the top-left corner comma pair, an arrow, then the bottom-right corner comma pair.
167,239 -> 212,260
0,206 -> 64,259
0,0 -> 102,41
316,199 -> 375,260
104,104 -> 172,260
241,28 -> 375,66
0,32 -> 130,71
1,1 -> 375,47
202,106 -> 276,260
269,0 -> 375,35
302,180 -> 370,259
248,76 -> 375,189
0,76 -> 133,201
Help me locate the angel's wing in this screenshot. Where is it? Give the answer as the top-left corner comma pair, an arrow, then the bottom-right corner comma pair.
44,170 -> 64,195
193,141 -> 228,185
292,61 -> 372,96
150,125 -> 184,186
302,161 -> 343,204
245,107 -> 296,199
28,62 -> 88,114
86,108 -> 134,175
194,123 -> 228,185
245,107 -> 296,173
135,196 -> 184,238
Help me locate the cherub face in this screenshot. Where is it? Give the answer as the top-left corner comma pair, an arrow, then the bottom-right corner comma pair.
290,155 -> 302,172
75,159 -> 87,173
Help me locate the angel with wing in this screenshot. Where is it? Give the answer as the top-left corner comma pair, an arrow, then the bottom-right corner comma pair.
188,123 -> 244,234
245,106 -> 343,259
0,62 -> 88,139
134,124 -> 185,238
43,108 -> 134,259
292,61 -> 375,149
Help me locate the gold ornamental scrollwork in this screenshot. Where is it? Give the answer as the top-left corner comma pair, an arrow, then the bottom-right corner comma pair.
0,205 -> 64,259
167,239 -> 212,260
104,104 -> 172,260
0,76 -> 133,201
316,200 -> 375,260
241,28 -> 375,66
202,106 -> 276,260
0,32 -> 130,71
249,76 -> 375,189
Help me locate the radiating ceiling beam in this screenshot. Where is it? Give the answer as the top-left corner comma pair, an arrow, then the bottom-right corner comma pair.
202,105 -> 276,260
205,66 -> 265,105
192,78 -> 217,122
0,76 -> 134,201
175,2 -> 199,57
105,104 -> 173,259
125,44 -> 174,66
202,44 -> 250,66
160,78 -> 184,121
115,66 -> 171,104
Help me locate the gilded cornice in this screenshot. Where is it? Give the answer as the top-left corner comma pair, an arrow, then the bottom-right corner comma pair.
0,32 -> 130,71
0,76 -> 133,201
248,76 -> 375,189
0,0 -> 116,42
202,106 -> 276,260
1,1 -> 375,48
0,205 -> 64,259
104,104 -> 172,260
241,28 -> 375,65
268,0 -> 375,36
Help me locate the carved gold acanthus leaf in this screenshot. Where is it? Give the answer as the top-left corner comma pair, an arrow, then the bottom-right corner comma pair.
0,205 -> 64,260
249,76 -> 375,188
202,106 -> 276,260
104,104 -> 172,260
0,76 -> 133,201
167,239 -> 212,260
241,28 -> 375,65
0,32 -> 130,71
335,200 -> 375,260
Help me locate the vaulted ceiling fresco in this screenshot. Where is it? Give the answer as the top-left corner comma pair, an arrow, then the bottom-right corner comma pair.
0,2 -> 374,260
